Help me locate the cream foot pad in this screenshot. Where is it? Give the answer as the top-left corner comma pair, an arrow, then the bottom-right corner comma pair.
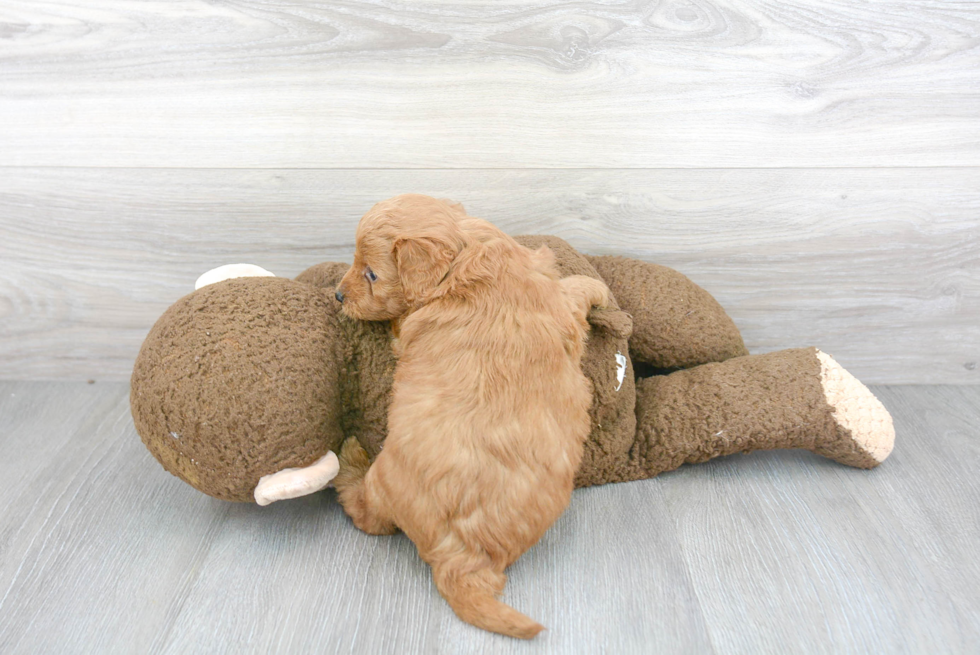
817,350 -> 896,464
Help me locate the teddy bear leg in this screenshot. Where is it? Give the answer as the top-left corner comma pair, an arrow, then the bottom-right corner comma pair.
624,348 -> 894,481
585,255 -> 748,369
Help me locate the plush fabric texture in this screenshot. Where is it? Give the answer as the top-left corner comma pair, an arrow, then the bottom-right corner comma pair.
586,255 -> 749,369
629,347 -> 879,481
131,277 -> 346,501
295,262 -> 395,460
295,239 -> 643,488
512,236 -> 638,487
131,236 -> 891,503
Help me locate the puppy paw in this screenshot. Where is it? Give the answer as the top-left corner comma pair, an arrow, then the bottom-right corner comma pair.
334,437 -> 372,492
561,275 -> 612,332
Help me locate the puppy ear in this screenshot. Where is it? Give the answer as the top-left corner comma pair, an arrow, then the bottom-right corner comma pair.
393,237 -> 456,305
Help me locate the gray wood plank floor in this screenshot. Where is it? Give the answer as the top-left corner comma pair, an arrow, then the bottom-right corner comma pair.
1,381 -> 977,654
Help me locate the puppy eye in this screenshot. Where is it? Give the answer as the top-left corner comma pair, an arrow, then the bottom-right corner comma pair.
365,268 -> 378,283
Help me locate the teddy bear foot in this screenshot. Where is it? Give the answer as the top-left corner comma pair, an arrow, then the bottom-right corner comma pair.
815,350 -> 895,468
254,451 -> 340,506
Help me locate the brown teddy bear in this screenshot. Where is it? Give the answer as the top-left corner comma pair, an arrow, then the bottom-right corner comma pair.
130,236 -> 894,504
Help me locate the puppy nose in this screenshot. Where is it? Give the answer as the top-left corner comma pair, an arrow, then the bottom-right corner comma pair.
335,289 -> 345,303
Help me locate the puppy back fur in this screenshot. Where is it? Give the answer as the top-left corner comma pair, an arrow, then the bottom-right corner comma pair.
334,195 -> 608,638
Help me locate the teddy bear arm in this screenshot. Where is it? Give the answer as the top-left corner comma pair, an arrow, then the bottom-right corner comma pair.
585,255 -> 748,370
616,347 -> 895,483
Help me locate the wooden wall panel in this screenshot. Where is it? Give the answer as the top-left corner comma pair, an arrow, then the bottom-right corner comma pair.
1,167 -> 977,383
0,0 -> 978,168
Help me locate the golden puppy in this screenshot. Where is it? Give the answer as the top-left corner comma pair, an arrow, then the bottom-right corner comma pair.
333,195 -> 608,639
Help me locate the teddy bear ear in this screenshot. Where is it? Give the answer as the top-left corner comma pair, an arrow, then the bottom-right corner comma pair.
195,264 -> 276,290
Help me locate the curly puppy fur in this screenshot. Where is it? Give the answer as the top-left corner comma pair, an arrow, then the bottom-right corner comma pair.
334,194 -> 608,639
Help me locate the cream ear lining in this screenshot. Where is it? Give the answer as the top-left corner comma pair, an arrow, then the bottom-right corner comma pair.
254,451 -> 340,506
195,264 -> 276,290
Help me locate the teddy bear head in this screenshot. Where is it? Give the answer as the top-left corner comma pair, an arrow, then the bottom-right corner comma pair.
131,275 -> 349,501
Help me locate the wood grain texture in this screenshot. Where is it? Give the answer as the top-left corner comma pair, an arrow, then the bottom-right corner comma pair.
0,382 -> 231,654
0,0 -> 978,168
1,382 -> 978,653
2,167 -> 977,383
663,385 -> 980,654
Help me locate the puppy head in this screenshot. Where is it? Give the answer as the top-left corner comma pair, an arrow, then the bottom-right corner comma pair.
336,194 -> 467,320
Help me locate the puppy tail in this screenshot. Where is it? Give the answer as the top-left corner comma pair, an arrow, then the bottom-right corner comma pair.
560,275 -> 610,324
433,562 -> 545,640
